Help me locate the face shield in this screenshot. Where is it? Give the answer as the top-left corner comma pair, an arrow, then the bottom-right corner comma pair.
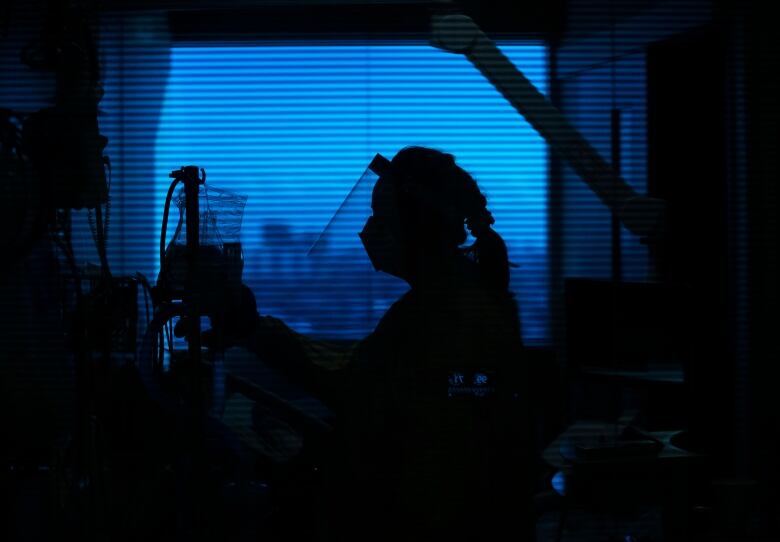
308,154 -> 403,273
304,154 -> 408,336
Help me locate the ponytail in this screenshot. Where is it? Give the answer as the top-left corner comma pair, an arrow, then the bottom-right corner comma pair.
465,208 -> 511,294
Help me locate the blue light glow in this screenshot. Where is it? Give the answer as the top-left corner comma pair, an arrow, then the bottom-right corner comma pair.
155,43 -> 548,340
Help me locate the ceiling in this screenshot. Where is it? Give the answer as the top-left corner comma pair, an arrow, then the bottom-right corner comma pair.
100,1 -> 568,39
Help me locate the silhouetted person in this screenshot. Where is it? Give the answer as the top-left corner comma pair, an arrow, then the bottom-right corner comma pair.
207,147 -> 533,542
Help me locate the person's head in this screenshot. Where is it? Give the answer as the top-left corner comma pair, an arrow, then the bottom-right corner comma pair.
360,146 -> 510,294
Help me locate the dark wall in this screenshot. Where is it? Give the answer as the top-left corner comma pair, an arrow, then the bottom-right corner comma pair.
646,25 -> 732,467
742,0 -> 780,528
164,1 -> 566,41
554,0 -> 778,534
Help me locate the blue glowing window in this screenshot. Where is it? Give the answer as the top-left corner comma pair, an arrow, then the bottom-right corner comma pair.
155,44 -> 548,341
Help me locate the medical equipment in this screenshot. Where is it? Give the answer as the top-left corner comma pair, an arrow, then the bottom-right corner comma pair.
153,166 -> 247,366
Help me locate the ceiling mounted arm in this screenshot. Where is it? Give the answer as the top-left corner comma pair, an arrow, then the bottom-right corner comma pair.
430,13 -> 666,238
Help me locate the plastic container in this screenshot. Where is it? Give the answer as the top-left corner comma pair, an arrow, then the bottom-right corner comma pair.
162,184 -> 248,307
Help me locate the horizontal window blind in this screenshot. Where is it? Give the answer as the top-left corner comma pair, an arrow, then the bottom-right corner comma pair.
556,53 -> 648,284
94,28 -> 550,342
154,44 -> 548,341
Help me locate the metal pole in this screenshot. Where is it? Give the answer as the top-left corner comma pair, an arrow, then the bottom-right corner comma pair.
183,167 -> 202,367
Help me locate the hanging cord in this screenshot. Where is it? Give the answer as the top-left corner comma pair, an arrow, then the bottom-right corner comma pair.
87,157 -> 113,280
102,156 -> 112,246
609,0 -> 621,284
159,177 -> 182,280
52,208 -> 83,299
135,272 -> 154,327
606,0 -> 627,481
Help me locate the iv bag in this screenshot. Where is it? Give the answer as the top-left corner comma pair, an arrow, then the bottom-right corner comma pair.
163,184 -> 248,304
172,184 -> 247,248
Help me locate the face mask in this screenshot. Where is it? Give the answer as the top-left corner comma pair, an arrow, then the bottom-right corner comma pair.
359,215 -> 405,279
